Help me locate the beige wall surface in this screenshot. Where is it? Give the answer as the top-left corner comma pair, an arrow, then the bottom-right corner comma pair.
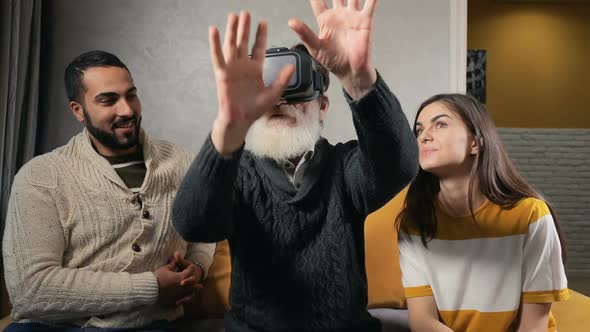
468,0 -> 590,128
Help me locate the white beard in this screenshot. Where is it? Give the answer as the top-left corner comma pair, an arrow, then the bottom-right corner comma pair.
245,105 -> 322,161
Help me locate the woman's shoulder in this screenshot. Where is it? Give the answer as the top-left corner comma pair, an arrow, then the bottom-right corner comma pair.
484,197 -> 552,232
507,197 -> 551,220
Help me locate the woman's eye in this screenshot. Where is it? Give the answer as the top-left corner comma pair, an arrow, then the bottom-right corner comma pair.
436,122 -> 447,129
415,128 -> 423,136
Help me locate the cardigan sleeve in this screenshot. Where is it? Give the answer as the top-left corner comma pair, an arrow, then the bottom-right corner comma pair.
184,242 -> 216,280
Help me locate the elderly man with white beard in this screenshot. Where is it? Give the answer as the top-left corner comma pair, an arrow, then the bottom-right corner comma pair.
245,43 -> 330,181
172,1 -> 418,331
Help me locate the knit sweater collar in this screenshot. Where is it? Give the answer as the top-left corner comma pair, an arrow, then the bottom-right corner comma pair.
250,138 -> 331,205
79,128 -> 154,192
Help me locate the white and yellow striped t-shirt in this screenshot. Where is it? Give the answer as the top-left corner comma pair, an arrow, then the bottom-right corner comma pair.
399,197 -> 569,332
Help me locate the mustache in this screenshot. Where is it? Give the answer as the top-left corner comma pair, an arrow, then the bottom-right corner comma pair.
272,104 -> 300,117
112,116 -> 138,129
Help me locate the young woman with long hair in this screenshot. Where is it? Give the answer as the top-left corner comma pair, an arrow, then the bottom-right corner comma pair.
397,94 -> 568,332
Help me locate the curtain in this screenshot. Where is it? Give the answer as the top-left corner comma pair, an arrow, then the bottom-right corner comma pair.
0,0 -> 42,256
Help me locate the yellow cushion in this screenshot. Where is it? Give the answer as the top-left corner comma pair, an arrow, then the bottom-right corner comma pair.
552,289 -> 590,331
364,187 -> 408,309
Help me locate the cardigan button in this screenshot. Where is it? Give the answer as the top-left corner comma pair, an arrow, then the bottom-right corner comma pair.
142,210 -> 150,218
132,243 -> 141,252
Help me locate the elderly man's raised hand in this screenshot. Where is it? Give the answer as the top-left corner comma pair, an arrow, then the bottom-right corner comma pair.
289,0 -> 378,99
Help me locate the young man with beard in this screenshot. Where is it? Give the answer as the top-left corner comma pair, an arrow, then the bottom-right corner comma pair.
173,1 -> 418,331
2,50 -> 216,331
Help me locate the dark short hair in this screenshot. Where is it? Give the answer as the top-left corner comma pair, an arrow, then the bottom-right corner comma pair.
64,50 -> 130,103
290,43 -> 330,93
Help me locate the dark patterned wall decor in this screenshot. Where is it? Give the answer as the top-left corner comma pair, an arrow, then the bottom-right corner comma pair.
467,49 -> 487,104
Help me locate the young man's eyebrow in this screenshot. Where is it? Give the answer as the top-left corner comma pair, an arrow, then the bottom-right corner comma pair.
94,87 -> 136,101
94,92 -> 119,101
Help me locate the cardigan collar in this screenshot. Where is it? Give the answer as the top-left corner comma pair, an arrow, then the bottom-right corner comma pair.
78,128 -> 155,192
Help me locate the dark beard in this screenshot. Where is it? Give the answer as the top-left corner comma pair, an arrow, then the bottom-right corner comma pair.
83,109 -> 141,151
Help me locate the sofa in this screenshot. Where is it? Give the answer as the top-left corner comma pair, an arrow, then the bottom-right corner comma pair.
2,190 -> 590,331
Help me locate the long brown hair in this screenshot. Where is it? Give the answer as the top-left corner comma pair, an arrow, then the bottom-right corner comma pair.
396,94 -> 567,263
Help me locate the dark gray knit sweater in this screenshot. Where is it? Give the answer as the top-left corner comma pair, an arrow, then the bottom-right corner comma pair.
173,74 -> 418,332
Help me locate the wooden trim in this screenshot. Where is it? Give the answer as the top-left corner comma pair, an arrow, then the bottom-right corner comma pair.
450,0 -> 467,93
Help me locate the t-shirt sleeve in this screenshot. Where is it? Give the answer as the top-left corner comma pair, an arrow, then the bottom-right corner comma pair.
398,232 -> 433,298
521,202 -> 569,303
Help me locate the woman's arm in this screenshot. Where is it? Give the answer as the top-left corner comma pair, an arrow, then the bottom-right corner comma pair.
407,296 -> 454,332
515,303 -> 551,332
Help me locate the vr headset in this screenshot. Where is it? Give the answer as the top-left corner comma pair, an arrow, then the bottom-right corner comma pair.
262,47 -> 327,103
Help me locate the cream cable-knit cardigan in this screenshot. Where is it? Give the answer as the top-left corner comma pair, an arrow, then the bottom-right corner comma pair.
2,129 -> 215,328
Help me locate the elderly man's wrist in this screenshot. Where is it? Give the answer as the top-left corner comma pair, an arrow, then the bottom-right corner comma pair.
339,67 -> 378,100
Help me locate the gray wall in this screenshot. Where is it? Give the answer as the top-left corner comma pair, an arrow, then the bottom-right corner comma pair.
39,0 -> 451,153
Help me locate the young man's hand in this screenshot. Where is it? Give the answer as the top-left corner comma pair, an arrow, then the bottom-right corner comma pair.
173,251 -> 205,306
153,253 -> 202,307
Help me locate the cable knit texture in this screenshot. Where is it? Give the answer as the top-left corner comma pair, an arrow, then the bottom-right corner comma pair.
173,73 -> 419,332
2,129 -> 215,328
